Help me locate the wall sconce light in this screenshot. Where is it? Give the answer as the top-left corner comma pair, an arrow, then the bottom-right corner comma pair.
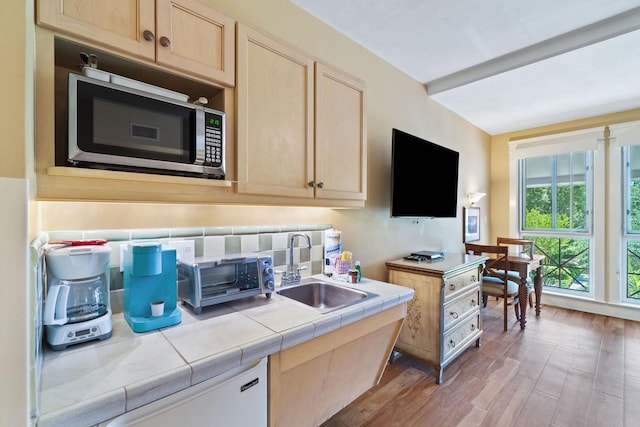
467,192 -> 486,206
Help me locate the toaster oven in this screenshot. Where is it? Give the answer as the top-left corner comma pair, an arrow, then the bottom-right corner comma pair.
177,255 -> 274,314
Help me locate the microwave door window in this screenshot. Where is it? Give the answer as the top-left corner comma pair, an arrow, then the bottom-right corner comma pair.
76,82 -> 194,163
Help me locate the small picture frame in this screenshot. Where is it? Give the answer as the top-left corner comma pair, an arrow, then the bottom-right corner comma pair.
463,207 -> 480,243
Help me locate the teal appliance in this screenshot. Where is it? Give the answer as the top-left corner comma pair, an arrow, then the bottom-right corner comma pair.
123,242 -> 181,332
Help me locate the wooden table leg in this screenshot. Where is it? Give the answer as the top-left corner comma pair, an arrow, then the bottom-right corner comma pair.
518,275 -> 528,330
534,266 -> 542,316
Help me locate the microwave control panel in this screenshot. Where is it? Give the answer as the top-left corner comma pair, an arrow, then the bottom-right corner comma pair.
204,112 -> 224,167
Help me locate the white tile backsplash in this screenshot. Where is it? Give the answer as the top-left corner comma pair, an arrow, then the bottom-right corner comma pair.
41,224 -> 331,299
272,232 -> 288,250
203,235 -> 225,259
240,234 -> 259,253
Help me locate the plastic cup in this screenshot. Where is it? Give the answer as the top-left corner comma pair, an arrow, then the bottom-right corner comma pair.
150,301 -> 164,317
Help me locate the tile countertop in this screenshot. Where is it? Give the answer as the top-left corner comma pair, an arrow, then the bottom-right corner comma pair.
37,275 -> 414,427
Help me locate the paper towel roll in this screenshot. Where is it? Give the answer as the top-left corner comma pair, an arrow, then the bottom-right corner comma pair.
324,229 -> 342,275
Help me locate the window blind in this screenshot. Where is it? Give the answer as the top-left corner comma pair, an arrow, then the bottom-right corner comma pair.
509,127 -> 603,160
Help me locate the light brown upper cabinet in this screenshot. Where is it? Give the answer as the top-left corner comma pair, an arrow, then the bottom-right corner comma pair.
314,63 -> 367,201
236,24 -> 366,204
36,0 -> 235,86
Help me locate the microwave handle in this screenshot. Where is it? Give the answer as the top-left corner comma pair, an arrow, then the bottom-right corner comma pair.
193,109 -> 205,165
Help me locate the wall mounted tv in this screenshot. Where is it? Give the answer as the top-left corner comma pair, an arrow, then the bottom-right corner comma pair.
390,128 -> 459,218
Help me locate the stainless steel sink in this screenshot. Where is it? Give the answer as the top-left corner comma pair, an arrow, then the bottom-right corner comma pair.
276,279 -> 376,313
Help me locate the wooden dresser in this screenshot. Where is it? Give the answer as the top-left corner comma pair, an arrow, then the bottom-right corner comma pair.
386,253 -> 486,384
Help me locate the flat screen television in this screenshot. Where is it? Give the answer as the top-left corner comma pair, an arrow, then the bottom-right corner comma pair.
390,128 -> 459,218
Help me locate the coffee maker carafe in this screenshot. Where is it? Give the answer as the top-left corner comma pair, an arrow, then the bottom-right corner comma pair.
43,244 -> 113,350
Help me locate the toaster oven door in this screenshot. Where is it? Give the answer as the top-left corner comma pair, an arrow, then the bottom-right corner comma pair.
199,261 -> 260,298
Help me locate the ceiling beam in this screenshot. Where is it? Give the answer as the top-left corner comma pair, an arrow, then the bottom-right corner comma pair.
426,6 -> 640,95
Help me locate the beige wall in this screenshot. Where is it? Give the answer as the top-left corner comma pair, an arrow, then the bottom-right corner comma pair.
34,0 -> 492,282
1,1 -> 33,426
489,107 -> 640,242
1,0 -> 28,179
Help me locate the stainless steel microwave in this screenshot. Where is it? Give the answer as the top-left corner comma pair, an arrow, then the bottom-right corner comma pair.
67,69 -> 225,179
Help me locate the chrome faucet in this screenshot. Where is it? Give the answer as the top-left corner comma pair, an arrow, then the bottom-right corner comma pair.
280,233 -> 312,286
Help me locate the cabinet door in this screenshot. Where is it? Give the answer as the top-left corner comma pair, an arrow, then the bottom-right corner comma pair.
236,24 -> 315,198
37,0 -> 155,61
156,0 -> 235,86
315,63 -> 367,200
269,304 -> 406,427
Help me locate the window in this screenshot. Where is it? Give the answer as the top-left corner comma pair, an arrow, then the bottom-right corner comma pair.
522,153 -> 589,231
623,141 -> 640,302
509,129 -> 600,298
511,122 -> 640,309
520,152 -> 592,294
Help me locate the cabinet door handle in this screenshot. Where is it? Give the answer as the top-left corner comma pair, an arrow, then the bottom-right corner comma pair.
160,36 -> 171,47
317,182 -> 324,188
143,30 -> 155,42
308,180 -> 316,188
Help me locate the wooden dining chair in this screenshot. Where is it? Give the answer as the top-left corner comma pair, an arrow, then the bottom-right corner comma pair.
496,237 -> 534,308
465,243 -> 521,332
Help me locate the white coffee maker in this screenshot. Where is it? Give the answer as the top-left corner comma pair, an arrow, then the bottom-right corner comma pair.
43,244 -> 113,350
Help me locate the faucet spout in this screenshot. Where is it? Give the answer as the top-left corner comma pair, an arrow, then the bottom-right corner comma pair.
282,233 -> 312,286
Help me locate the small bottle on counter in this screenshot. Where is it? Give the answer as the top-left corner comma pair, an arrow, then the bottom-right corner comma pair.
354,261 -> 362,282
348,269 -> 358,283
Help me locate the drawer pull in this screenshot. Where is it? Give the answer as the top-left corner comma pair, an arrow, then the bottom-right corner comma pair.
449,311 -> 459,319
449,339 -> 456,348
449,283 -> 456,291
471,324 -> 477,331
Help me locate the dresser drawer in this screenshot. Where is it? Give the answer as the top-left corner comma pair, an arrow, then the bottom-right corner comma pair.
443,267 -> 480,299
443,287 -> 480,331
443,312 -> 480,361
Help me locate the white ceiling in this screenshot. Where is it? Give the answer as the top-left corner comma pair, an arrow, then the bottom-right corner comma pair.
291,0 -> 640,135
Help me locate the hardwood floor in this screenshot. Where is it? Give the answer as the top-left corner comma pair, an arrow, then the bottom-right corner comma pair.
322,299 -> 640,427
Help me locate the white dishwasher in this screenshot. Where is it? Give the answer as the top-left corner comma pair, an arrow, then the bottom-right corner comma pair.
101,357 -> 267,427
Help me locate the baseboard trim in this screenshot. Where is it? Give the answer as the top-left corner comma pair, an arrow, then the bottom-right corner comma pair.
541,292 -> 640,322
